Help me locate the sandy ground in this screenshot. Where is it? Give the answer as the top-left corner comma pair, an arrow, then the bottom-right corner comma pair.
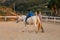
0,21 -> 60,40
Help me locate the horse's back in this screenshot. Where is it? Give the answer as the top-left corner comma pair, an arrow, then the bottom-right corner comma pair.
27,16 -> 36,24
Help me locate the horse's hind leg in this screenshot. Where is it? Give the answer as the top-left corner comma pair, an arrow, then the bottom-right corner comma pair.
25,22 -> 28,27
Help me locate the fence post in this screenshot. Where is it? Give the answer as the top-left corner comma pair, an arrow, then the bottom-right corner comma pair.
54,17 -> 56,23
4,16 -> 7,21
46,16 -> 48,22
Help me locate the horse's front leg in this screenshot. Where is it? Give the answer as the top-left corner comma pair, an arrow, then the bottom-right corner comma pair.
16,17 -> 19,23
25,23 -> 27,27
24,19 -> 27,27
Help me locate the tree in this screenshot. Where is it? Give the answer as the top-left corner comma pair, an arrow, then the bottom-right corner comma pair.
47,0 -> 60,16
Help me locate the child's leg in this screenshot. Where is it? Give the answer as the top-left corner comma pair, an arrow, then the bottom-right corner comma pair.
41,26 -> 44,32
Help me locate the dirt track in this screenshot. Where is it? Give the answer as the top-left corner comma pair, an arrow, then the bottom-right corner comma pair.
0,21 -> 60,40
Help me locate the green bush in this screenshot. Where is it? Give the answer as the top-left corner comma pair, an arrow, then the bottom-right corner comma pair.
0,11 -> 6,16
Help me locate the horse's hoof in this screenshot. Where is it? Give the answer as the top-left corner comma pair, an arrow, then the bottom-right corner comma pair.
28,31 -> 34,33
22,31 -> 25,32
41,30 -> 44,33
16,22 -> 18,23
16,21 -> 18,23
25,25 -> 26,27
17,22 -> 18,23
35,31 -> 38,33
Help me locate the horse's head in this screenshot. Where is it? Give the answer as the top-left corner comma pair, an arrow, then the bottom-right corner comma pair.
20,15 -> 26,21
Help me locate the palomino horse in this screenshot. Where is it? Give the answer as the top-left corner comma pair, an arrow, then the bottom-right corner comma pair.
25,16 -> 44,33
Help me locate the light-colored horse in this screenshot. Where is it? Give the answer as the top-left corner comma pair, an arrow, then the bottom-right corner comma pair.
24,16 -> 44,33
17,15 -> 44,33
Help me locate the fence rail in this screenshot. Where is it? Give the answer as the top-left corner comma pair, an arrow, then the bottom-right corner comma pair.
42,16 -> 60,23
0,16 -> 60,23
0,16 -> 18,21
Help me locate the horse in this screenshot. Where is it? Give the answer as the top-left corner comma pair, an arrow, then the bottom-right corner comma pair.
24,16 -> 44,33
16,15 -> 44,33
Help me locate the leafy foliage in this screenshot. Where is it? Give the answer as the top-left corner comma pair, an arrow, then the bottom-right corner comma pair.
0,11 -> 6,16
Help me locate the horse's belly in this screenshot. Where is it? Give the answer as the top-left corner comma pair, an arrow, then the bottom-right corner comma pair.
27,18 -> 33,25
